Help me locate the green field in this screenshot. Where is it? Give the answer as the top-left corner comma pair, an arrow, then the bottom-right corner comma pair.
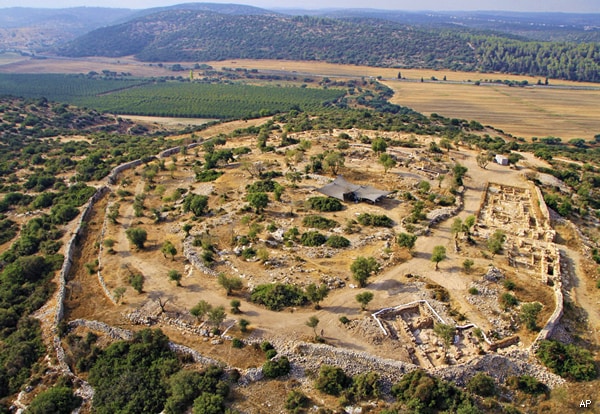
0,74 -> 344,119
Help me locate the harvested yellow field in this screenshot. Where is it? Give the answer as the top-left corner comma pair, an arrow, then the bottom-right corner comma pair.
209,59 -> 600,140
385,80 -> 600,140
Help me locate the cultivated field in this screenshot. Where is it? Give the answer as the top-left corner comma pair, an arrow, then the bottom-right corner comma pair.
2,55 -> 598,139
209,59 -> 600,140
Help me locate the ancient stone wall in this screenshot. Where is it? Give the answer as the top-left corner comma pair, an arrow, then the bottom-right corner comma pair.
54,186 -> 110,329
107,159 -> 143,185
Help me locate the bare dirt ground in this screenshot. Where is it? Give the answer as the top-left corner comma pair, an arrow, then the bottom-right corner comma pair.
36,115 -> 596,412
64,126 -> 567,362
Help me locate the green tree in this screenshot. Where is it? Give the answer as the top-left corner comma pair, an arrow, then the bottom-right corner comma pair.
520,302 -> 543,331
371,137 -> 388,155
191,300 -> 211,323
476,152 -> 492,169
452,163 -> 468,187
88,329 -> 180,414
183,194 -> 209,217
182,223 -> 193,237
323,151 -> 345,175
239,318 -> 250,333
464,214 -> 476,236
217,273 -> 243,296
230,299 -> 241,314
161,240 -> 177,260
397,232 -> 417,250
356,291 -> 374,311
350,256 -> 379,287
246,192 -> 269,213
379,153 -> 396,173
207,306 -> 226,329
536,340 -> 597,381
431,245 -> 446,270
306,316 -> 320,340
433,323 -> 455,357
305,283 -> 329,310
488,229 -> 506,255
168,270 -> 182,286
439,138 -> 452,152
451,218 -> 463,239
129,274 -> 144,294
125,227 -> 147,250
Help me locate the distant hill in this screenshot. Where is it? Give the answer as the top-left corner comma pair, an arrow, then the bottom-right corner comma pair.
0,7 -> 137,52
59,10 -> 478,67
2,3 -> 599,82
282,9 -> 600,43
58,6 -> 600,82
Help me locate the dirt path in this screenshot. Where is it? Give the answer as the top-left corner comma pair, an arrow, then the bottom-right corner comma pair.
559,244 -> 600,346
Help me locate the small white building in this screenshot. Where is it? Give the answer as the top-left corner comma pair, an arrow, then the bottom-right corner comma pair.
495,154 -> 509,166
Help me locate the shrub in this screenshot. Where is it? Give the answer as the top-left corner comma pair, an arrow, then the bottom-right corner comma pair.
325,235 -> 350,248
125,227 -> 147,249
391,370 -> 474,413
536,340 -> 597,381
302,215 -> 338,229
466,373 -> 496,397
129,273 -> 144,293
265,349 -> 278,360
503,280 -> 516,290
306,197 -> 343,212
506,375 -> 548,395
468,287 -> 479,295
26,386 -> 82,414
250,283 -> 307,311
260,341 -> 274,352
314,365 -> 351,396
339,316 -> 350,324
262,356 -> 290,378
247,179 -> 279,193
238,319 -> 250,333
397,232 -> 417,250
520,302 -> 543,331
183,194 -> 209,216
499,292 -> 518,309
356,213 -> 394,227
232,338 -> 244,349
241,247 -> 256,260
195,169 -> 223,182
285,389 -> 309,413
349,372 -> 381,402
463,259 -> 474,273
300,231 -> 327,247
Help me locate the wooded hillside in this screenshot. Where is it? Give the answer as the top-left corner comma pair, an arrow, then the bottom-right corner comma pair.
58,10 -> 600,82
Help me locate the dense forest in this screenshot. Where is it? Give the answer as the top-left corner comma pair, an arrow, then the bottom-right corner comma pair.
58,10 -> 600,82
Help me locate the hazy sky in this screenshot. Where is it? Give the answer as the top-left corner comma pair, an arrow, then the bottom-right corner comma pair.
3,0 -> 600,12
